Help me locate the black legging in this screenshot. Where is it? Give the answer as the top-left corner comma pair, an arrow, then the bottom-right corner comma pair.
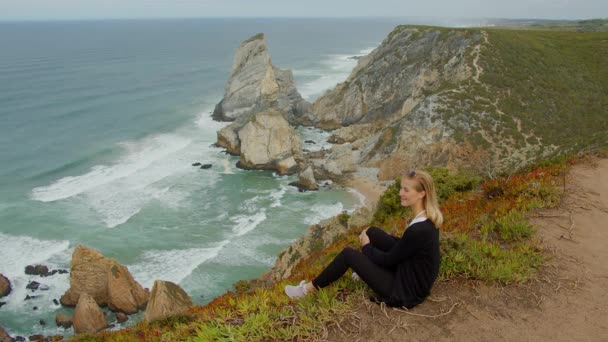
311,226 -> 397,298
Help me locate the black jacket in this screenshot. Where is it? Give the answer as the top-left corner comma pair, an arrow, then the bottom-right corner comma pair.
362,220 -> 440,308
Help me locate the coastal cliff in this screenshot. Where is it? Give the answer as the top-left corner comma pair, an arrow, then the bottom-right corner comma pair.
304,26 -> 608,180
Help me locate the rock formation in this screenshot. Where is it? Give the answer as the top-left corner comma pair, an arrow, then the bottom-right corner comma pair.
310,27 -> 475,130
300,27 -> 481,180
144,280 -> 193,322
308,143 -> 358,181
72,293 -> 107,334
290,166 -> 319,191
213,33 -> 309,123
0,274 -> 10,298
55,313 -> 72,329
24,265 -> 49,277
60,245 -> 148,314
218,109 -> 303,174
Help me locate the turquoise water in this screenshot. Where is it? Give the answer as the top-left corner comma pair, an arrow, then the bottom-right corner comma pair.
0,18 -> 403,337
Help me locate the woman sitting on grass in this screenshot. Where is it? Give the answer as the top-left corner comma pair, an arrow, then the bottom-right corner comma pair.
285,169 -> 443,308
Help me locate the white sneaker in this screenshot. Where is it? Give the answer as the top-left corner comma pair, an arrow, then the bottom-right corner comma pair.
284,280 -> 308,298
352,272 -> 361,281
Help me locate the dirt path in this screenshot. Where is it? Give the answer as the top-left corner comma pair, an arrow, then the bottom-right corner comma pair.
326,157 -> 608,341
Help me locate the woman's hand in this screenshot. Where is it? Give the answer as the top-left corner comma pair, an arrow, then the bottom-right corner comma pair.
359,228 -> 370,247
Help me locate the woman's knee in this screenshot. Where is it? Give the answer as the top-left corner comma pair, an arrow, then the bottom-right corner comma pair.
341,247 -> 357,256
366,226 -> 383,238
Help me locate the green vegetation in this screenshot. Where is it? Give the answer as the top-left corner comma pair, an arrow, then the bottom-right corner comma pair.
432,27 -> 608,162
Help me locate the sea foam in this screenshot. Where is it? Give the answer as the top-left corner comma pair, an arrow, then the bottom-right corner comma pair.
303,202 -> 345,225
128,243 -> 227,289
31,134 -> 192,203
30,132 -> 225,228
0,233 -> 71,311
231,211 -> 267,237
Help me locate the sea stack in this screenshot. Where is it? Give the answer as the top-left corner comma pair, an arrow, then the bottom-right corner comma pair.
212,33 -> 309,123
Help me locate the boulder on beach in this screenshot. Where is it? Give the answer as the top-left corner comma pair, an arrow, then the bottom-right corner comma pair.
144,280 -> 193,322
60,245 -> 149,314
72,293 -> 107,334
0,274 -> 11,298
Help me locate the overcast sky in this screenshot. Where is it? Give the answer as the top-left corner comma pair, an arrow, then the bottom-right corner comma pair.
0,0 -> 606,21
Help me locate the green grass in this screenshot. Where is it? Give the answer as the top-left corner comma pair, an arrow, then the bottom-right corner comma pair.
440,234 -> 543,283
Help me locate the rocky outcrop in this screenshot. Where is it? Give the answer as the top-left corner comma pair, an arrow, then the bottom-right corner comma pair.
72,293 -> 107,334
327,122 -> 384,147
309,143 -> 358,181
264,207 -> 372,281
290,166 -> 319,191
213,33 -> 309,123
218,109 -> 303,174
310,27 -> 476,129
0,274 -> 10,298
144,280 -> 192,322
60,245 -> 148,314
25,265 -> 49,277
299,26 -> 488,178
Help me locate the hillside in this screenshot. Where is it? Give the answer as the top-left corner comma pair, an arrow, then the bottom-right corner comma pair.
49,25 -> 608,341
62,152 -> 608,341
303,26 -> 608,180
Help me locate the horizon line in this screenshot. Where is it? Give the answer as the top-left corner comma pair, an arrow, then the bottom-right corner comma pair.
0,16 -> 603,24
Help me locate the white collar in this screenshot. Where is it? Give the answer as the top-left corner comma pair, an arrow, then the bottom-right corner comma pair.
407,216 -> 427,227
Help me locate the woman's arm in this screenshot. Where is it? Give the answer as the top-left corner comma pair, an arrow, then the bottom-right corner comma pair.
362,224 -> 432,267
365,226 -> 399,252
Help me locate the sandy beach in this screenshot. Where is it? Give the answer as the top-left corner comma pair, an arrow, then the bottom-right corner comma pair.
345,176 -> 387,210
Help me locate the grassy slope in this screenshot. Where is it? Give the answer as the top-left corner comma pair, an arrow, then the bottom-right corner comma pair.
72,160 -> 572,341
437,27 -> 608,164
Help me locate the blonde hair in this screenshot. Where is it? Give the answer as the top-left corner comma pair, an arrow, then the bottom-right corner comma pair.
405,169 -> 444,228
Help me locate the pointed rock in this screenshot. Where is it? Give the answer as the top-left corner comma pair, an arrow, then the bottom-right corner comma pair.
107,263 -> 149,314
144,280 -> 193,322
213,33 -> 308,123
60,245 -> 148,314
72,293 -> 107,334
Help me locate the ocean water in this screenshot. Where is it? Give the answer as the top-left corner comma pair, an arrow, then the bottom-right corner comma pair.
0,18 -> 403,337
